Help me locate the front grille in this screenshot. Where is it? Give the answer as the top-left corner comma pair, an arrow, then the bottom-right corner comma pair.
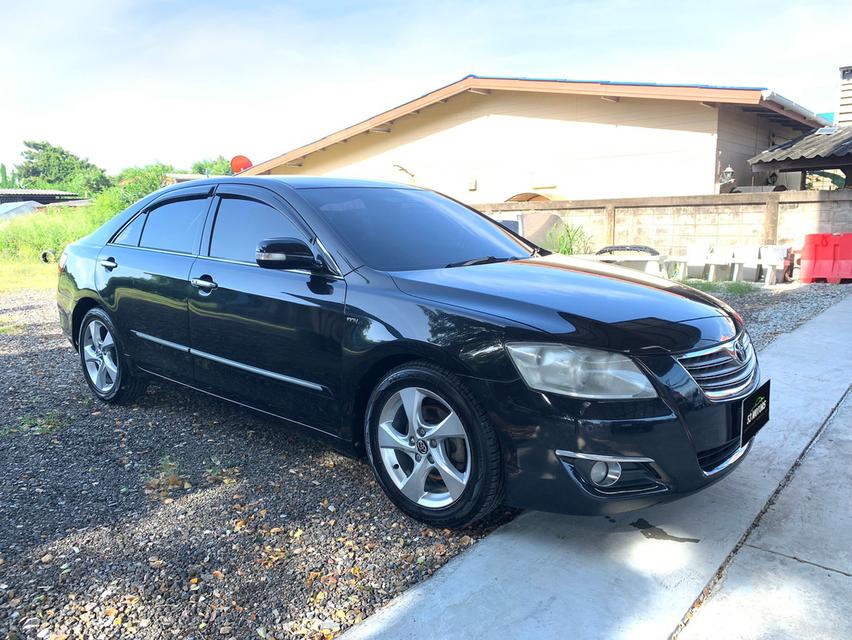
697,436 -> 741,472
678,332 -> 757,400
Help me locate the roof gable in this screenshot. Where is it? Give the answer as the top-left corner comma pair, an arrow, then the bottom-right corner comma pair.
243,75 -> 826,175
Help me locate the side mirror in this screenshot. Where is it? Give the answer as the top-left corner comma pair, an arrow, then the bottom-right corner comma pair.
256,237 -> 321,271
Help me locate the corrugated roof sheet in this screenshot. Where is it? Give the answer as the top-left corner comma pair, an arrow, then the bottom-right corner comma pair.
0,188 -> 79,196
749,126 -> 852,164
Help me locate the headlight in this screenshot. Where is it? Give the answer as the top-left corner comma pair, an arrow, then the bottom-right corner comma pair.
505,343 -> 657,399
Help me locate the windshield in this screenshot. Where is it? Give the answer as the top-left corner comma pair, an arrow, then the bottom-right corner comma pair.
299,187 -> 532,271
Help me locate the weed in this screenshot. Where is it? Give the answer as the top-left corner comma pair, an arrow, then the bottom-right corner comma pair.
205,457 -> 241,485
145,455 -> 191,500
543,223 -> 592,255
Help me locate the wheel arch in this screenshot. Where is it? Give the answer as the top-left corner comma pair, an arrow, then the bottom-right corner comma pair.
346,342 -> 471,456
71,296 -> 102,349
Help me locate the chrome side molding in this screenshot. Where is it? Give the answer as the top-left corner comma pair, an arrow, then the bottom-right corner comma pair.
191,348 -> 324,392
131,330 -> 189,353
130,330 -> 323,392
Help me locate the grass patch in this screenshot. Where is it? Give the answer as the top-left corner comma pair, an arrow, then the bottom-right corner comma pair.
679,279 -> 759,295
2,411 -> 64,436
0,259 -> 57,293
0,315 -> 23,335
0,204 -> 114,261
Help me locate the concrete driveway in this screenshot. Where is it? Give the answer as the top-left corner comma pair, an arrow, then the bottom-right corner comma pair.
344,295 -> 852,640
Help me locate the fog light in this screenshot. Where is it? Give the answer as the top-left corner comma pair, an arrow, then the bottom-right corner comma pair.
589,461 -> 622,487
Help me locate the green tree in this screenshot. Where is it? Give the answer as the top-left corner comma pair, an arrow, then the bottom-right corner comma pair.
191,155 -> 233,176
115,163 -> 174,204
16,141 -> 111,196
0,163 -> 18,188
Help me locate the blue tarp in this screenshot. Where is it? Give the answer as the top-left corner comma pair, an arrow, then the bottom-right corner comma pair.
0,200 -> 40,222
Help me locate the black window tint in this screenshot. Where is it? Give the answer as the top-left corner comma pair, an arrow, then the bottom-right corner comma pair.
139,198 -> 208,254
209,197 -> 304,263
113,213 -> 146,246
300,187 -> 531,271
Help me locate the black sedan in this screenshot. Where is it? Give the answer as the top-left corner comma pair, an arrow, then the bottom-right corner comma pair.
57,177 -> 769,528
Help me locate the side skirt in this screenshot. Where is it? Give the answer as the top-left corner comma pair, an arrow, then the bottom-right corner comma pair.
136,366 -> 356,455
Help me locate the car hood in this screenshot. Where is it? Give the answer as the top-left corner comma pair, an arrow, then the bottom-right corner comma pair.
390,254 -> 739,354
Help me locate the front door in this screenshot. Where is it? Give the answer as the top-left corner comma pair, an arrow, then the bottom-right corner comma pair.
97,187 -> 213,382
187,185 -> 347,435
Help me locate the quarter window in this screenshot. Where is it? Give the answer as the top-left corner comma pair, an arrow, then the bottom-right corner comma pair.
139,197 -> 209,254
112,213 -> 146,246
209,197 -> 304,263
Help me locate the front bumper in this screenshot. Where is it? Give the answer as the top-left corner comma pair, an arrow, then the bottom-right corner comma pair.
463,351 -> 762,515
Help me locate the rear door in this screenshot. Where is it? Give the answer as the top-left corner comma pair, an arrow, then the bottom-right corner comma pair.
188,185 -> 347,434
97,185 -> 213,382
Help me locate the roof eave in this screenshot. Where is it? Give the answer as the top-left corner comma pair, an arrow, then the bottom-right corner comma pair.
760,90 -> 830,129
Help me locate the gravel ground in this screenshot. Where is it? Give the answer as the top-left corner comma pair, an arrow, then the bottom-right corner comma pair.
0,283 -> 848,640
0,290 -> 511,640
710,282 -> 850,351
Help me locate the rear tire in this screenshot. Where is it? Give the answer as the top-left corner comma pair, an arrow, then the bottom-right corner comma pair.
364,362 -> 503,528
78,308 -> 146,404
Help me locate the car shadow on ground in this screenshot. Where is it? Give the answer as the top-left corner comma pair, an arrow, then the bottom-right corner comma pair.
0,332 -> 515,638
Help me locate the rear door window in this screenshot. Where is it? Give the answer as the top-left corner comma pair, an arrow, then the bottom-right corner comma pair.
209,196 -> 305,263
139,197 -> 209,254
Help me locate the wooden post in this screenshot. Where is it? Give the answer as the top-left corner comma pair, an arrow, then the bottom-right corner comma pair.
764,194 -> 780,246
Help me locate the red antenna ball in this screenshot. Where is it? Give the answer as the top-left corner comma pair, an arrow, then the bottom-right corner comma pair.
230,155 -> 252,173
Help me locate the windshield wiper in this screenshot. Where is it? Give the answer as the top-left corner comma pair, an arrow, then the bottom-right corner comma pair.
446,255 -> 516,268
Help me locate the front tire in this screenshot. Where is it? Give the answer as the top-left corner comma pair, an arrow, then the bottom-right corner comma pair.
78,307 -> 146,404
365,362 -> 503,528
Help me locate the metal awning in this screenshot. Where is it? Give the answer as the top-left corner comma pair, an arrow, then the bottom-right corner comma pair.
749,126 -> 852,173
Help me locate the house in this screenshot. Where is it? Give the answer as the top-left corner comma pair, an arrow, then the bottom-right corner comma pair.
241,75 -> 826,202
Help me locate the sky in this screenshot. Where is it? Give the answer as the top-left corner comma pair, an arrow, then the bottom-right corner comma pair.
2,0 -> 851,174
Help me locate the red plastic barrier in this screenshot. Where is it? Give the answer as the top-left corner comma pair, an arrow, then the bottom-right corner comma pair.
800,233 -> 852,283
836,233 -> 852,281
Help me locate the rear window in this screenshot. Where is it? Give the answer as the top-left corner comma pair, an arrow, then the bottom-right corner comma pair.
299,187 -> 530,271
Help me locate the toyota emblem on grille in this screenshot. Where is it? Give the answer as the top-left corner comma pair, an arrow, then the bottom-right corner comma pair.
733,340 -> 746,363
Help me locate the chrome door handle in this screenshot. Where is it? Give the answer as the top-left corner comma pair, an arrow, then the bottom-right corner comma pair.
99,258 -> 117,270
191,277 -> 218,290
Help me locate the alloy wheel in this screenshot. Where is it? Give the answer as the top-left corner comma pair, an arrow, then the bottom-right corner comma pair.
377,386 -> 471,509
82,319 -> 118,394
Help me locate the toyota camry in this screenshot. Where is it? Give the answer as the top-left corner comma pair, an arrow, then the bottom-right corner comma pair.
57,177 -> 770,527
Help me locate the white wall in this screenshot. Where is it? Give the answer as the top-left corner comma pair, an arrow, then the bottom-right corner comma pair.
716,105 -> 803,191
267,91 -> 720,202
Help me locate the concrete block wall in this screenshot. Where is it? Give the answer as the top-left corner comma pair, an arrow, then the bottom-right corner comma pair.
477,191 -> 852,256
